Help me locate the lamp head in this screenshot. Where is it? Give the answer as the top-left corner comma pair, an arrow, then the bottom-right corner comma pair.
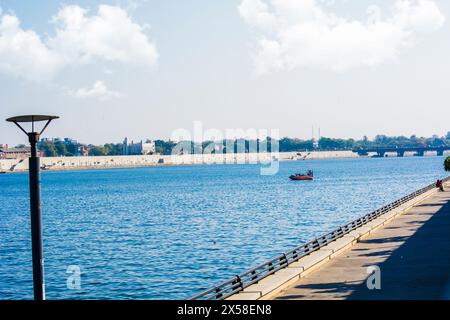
6,115 -> 59,140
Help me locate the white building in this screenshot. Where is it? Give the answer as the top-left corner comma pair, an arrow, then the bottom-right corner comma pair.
122,138 -> 155,155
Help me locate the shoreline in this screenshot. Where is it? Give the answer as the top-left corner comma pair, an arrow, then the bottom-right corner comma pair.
1,150 -> 448,174
1,158 -> 358,174
0,151 -> 355,173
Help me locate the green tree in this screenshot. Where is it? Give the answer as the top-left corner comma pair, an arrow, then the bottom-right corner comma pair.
155,140 -> 176,155
445,156 -> 450,171
65,142 -> 79,156
54,140 -> 68,156
38,141 -> 57,157
104,143 -> 123,155
278,137 -> 313,152
319,137 -> 349,150
88,146 -> 107,156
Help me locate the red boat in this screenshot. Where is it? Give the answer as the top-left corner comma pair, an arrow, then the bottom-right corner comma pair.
289,170 -> 313,181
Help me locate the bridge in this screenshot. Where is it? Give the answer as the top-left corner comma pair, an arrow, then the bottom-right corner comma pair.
352,146 -> 450,157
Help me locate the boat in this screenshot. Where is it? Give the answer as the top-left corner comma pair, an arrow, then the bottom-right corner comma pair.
289,170 -> 313,181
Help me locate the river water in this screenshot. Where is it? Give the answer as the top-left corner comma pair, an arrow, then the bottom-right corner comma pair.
0,156 -> 447,299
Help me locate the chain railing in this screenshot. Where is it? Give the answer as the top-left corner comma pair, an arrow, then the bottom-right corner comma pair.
191,176 -> 450,300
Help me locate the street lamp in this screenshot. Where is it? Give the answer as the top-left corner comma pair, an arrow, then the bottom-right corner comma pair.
6,115 -> 59,301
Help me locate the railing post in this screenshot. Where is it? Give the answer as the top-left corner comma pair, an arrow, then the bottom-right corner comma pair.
281,253 -> 288,266
215,288 -> 223,299
235,275 -> 243,290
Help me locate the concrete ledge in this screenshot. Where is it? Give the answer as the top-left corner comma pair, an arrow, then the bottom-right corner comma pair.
289,249 -> 333,271
365,217 -> 387,229
347,226 -> 372,240
322,236 -> 357,258
226,186 -> 439,300
242,267 -> 303,297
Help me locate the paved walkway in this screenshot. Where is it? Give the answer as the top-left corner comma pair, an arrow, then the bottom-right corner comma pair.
275,188 -> 450,300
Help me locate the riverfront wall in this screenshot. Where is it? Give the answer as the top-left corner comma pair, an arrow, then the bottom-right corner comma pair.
0,151 -> 358,173
1,150 -> 448,173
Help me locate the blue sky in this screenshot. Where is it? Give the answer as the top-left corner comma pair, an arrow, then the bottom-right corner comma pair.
1,0 -> 449,145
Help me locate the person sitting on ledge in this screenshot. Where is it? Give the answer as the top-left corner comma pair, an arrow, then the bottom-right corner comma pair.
436,179 -> 444,192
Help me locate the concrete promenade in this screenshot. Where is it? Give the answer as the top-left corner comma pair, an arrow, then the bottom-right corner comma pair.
275,186 -> 450,300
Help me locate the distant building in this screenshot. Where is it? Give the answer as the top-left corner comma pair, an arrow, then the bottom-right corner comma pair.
312,139 -> 319,150
0,144 -> 31,159
122,138 -> 155,155
78,145 -> 89,157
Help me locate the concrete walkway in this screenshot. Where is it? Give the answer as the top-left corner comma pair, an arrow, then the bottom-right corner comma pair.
275,188 -> 450,300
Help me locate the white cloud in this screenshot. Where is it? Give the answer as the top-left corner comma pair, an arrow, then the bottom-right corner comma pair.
69,81 -> 124,101
49,5 -> 158,67
238,0 -> 446,74
0,13 -> 64,81
0,5 -> 158,82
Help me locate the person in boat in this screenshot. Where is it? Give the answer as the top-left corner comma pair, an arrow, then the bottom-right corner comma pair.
293,170 -> 313,177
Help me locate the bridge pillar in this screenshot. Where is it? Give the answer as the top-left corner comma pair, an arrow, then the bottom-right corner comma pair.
416,150 -> 424,157
377,152 -> 386,158
437,150 -> 444,156
397,151 -> 405,157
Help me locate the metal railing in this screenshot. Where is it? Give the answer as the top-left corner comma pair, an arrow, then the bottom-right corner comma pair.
191,176 -> 450,300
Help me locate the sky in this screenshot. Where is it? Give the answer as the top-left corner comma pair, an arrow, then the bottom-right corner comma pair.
0,0 -> 449,145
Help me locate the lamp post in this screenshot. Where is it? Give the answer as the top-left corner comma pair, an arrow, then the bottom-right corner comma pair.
6,115 -> 59,301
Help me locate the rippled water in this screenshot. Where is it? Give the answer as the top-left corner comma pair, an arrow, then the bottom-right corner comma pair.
0,156 -> 447,299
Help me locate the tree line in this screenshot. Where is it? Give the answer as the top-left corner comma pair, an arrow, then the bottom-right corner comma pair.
281,134 -> 449,152
36,134 -> 450,157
